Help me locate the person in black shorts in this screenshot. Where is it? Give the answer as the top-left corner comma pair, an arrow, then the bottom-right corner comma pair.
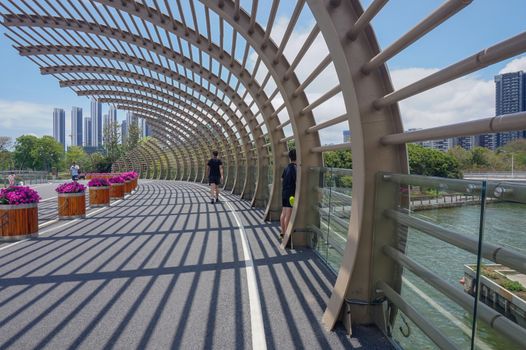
207,150 -> 224,203
280,149 -> 297,237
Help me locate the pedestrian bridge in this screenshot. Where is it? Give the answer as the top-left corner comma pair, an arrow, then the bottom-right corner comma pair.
0,181 -> 388,349
2,0 -> 526,348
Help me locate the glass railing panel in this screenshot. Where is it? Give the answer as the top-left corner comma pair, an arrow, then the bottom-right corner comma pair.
325,168 -> 352,272
306,167 -> 351,273
307,167 -> 330,265
374,174 -> 484,349
473,181 -> 526,349
373,173 -> 526,349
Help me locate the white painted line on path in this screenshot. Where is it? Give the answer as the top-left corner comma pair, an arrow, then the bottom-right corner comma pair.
224,196 -> 267,350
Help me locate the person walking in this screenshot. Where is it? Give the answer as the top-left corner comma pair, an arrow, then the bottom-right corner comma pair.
280,149 -> 297,238
70,162 -> 80,181
7,172 -> 15,187
207,151 -> 224,203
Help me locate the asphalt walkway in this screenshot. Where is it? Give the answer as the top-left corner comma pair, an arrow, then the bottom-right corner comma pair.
0,181 -> 390,349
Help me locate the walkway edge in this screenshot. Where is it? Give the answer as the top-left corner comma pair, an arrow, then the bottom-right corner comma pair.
224,197 -> 268,350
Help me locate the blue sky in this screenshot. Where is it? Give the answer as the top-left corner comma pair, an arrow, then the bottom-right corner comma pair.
0,0 -> 524,144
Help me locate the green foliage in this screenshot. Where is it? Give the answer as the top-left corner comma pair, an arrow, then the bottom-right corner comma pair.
470,147 -> 491,167
13,135 -> 64,171
103,119 -> 122,163
66,146 -> 90,171
13,135 -> 39,169
338,175 -> 353,188
125,122 -> 141,151
501,280 -> 525,292
0,136 -> 13,170
407,144 -> 462,179
323,150 -> 352,169
87,152 -> 112,173
448,146 -> 472,169
30,136 -> 64,171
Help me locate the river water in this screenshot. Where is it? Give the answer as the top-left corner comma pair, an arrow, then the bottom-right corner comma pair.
393,202 -> 526,349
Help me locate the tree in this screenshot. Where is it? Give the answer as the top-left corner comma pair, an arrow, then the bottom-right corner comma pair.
30,136 -> 64,172
470,147 -> 491,168
65,146 -> 90,172
448,146 -> 472,170
323,150 -> 352,169
125,121 -> 141,151
103,119 -> 122,163
0,136 -> 13,170
13,135 -> 39,169
408,144 -> 462,179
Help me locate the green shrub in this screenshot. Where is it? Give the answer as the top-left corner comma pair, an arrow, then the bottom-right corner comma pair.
501,280 -> 525,292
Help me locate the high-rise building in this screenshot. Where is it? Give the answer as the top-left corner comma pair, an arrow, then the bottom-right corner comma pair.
84,117 -> 92,146
494,71 -> 526,147
71,107 -> 83,147
476,133 -> 497,151
453,136 -> 476,150
144,120 -> 152,137
53,108 -> 66,151
343,130 -> 351,143
91,97 -> 102,147
121,120 -> 128,144
126,111 -> 139,127
108,105 -> 118,123
137,117 -> 152,138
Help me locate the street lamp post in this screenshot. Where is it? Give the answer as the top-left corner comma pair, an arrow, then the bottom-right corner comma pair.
511,152 -> 514,178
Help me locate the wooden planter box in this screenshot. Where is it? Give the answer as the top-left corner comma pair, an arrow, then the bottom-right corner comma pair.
132,178 -> 138,190
0,203 -> 39,241
58,192 -> 86,219
110,183 -> 125,199
89,186 -> 110,207
124,180 -> 132,194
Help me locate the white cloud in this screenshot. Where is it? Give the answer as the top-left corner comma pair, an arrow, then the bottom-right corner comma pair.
499,55 -> 526,74
390,68 -> 494,130
242,16 -> 504,144
0,99 -> 54,138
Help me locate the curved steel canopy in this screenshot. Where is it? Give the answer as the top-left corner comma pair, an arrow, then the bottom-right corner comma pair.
2,0 -> 525,336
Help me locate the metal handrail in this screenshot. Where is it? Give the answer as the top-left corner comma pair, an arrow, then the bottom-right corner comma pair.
385,209 -> 526,275
377,281 -> 459,350
382,246 -> 526,348
383,172 -> 526,202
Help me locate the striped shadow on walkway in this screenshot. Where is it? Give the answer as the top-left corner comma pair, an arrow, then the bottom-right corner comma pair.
0,181 -> 390,349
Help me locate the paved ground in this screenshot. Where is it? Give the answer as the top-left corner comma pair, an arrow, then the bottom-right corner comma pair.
0,180 -> 391,349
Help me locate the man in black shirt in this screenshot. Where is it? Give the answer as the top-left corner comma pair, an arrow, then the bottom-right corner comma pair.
207,150 -> 224,204
280,149 -> 296,237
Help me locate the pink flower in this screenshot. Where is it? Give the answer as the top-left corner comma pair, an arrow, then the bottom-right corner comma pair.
0,186 -> 41,205
55,182 -> 86,194
88,178 -> 110,187
109,176 -> 126,184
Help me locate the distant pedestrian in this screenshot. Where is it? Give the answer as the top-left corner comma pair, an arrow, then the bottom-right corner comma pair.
207,151 -> 224,204
70,162 -> 80,181
7,172 -> 15,187
280,149 -> 297,238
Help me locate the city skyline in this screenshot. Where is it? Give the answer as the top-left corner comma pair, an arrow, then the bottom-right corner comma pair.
52,108 -> 65,151
0,1 -> 524,145
70,107 -> 82,147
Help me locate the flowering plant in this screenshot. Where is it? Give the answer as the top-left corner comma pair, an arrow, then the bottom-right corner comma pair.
0,186 -> 41,205
55,182 -> 86,193
109,176 -> 126,184
121,172 -> 137,181
88,178 -> 110,187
